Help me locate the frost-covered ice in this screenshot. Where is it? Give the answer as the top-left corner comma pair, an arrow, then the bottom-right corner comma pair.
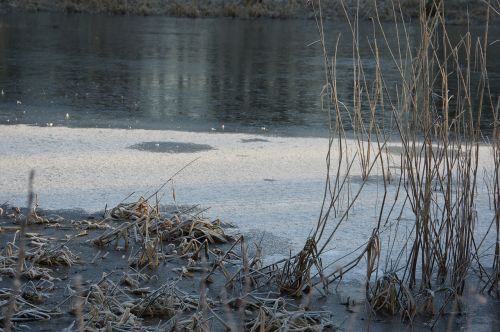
0,124 -> 497,282
0,125 -> 328,250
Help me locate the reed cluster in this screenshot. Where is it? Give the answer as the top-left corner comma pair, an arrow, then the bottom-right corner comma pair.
283,0 -> 500,324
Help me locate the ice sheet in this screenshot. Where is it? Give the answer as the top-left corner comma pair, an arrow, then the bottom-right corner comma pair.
1,124 -> 497,282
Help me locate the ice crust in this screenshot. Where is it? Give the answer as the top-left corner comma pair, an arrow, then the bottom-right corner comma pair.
1,124 -> 496,282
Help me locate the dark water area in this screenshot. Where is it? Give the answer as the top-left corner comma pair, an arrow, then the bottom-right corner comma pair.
0,12 -> 498,137
129,141 -> 214,153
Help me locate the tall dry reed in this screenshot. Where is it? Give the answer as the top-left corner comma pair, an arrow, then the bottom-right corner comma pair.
289,0 -> 500,322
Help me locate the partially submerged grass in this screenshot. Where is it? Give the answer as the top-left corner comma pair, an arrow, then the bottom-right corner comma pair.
93,197 -> 234,269
0,287 -> 55,324
290,0 -> 500,326
238,295 -> 335,331
2,191 -> 339,330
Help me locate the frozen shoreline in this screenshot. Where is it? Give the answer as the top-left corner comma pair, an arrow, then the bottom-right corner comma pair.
0,124 -> 329,259
1,124 -> 497,282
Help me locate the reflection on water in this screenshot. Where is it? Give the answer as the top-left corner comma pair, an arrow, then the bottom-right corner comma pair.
0,12 -> 498,136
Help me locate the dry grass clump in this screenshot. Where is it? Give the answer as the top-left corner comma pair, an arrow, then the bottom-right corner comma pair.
0,233 -> 59,281
5,231 -> 80,267
1,201 -> 64,226
225,293 -> 335,331
0,287 -> 54,324
367,273 -> 442,323
275,238 -> 323,296
129,282 -> 209,318
71,272 -> 214,331
2,206 -> 25,224
72,219 -> 110,231
0,262 -> 54,281
79,279 -> 147,331
246,307 -> 334,331
26,243 -> 78,267
93,197 -> 234,268
26,200 -> 48,225
368,274 -> 400,316
84,203 -> 334,331
20,280 -> 53,305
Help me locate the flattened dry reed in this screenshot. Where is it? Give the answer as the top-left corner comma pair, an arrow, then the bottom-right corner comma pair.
0,287 -> 55,324
224,293 -> 336,331
26,243 -> 78,267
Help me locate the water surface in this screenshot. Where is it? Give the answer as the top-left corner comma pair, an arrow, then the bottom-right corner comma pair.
0,13 -> 498,136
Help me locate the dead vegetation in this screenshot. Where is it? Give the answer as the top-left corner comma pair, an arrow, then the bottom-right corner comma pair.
297,0 -> 500,327
0,287 -> 55,324
0,230 -> 78,282
1,0 -> 500,331
93,197 -> 234,269
0,192 -> 342,330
